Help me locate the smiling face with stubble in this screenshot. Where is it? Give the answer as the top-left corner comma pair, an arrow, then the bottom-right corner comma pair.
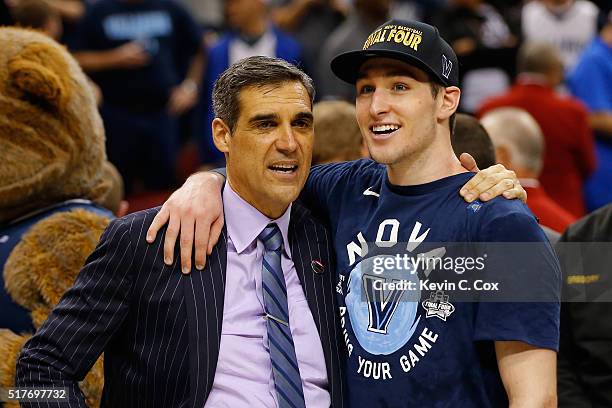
355,58 -> 441,168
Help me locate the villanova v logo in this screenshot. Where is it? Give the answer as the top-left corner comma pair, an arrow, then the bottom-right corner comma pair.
363,275 -> 405,334
345,255 -> 421,355
441,54 -> 452,79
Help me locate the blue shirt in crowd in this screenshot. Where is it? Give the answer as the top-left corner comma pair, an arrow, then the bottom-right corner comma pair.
302,159 -> 560,408
568,37 -> 612,112
568,36 -> 612,211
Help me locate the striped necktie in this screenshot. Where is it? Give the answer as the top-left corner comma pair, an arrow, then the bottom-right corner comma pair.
258,223 -> 306,408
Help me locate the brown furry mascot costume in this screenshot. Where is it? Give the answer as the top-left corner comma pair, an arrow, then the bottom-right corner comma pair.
0,27 -> 119,407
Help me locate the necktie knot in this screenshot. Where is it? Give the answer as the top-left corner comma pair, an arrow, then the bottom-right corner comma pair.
258,223 -> 283,253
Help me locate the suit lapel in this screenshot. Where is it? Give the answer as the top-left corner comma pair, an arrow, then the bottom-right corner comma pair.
290,205 -> 344,407
184,226 -> 227,408
291,217 -> 326,335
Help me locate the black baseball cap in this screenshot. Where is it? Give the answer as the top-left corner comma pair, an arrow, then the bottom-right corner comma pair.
331,19 -> 459,88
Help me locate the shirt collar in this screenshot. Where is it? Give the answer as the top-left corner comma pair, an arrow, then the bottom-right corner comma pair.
223,181 -> 292,257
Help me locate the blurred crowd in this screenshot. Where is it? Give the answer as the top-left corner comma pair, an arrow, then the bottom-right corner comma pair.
2,0 -> 610,220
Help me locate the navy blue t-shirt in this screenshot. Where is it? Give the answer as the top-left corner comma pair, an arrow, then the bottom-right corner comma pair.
72,0 -> 201,110
302,159 -> 561,408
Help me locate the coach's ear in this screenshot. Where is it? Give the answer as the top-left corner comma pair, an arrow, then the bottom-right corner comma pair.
212,118 -> 231,154
438,86 -> 460,122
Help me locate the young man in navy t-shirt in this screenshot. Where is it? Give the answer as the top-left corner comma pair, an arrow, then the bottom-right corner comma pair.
147,20 -> 560,407
299,19 -> 560,407
296,20 -> 559,407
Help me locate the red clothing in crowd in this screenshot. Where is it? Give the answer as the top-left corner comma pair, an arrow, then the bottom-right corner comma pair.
477,80 -> 596,217
523,182 -> 577,233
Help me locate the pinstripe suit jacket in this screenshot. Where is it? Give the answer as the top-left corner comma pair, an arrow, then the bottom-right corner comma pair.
16,204 -> 345,407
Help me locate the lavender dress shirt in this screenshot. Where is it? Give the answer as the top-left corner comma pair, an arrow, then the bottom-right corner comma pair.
204,182 -> 330,407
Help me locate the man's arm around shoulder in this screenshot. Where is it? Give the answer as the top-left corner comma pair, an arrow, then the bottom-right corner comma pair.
15,213 -> 142,406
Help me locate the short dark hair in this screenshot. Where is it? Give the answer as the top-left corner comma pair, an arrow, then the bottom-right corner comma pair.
212,56 -> 315,132
451,113 -> 496,168
430,80 -> 456,136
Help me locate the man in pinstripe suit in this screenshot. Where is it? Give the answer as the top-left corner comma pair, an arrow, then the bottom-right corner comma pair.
15,56 -> 344,408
